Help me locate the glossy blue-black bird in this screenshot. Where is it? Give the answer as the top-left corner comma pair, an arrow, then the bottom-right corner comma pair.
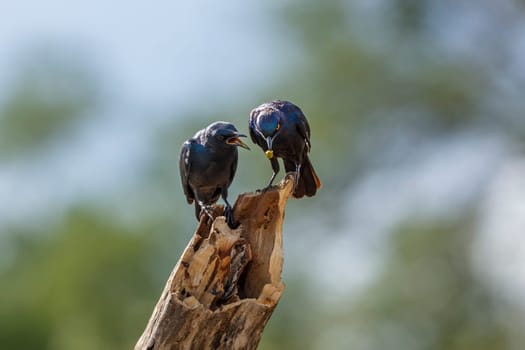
179,122 -> 250,224
249,100 -> 321,198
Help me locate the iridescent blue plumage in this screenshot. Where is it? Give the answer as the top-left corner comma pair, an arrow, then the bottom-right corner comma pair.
249,100 -> 321,198
256,114 -> 281,137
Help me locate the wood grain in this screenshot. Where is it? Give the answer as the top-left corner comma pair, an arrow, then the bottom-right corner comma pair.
135,174 -> 295,350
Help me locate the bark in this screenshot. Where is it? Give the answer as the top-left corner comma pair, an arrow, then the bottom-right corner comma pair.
135,174 -> 295,350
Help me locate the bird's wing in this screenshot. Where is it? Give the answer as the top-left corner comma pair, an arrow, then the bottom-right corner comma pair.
283,102 -> 312,151
179,139 -> 195,204
297,112 -> 311,151
249,112 -> 263,146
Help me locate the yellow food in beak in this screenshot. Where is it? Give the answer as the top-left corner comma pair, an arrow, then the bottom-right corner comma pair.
265,150 -> 274,159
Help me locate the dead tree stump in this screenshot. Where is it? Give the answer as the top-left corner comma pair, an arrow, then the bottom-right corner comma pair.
135,174 -> 295,350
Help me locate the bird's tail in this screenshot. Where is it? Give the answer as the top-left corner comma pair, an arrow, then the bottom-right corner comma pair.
285,156 -> 322,198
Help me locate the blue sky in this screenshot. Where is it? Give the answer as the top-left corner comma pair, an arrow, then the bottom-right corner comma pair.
0,1 -> 292,109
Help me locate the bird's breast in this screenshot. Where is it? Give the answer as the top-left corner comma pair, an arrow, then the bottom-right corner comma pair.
271,132 -> 306,158
190,149 -> 236,181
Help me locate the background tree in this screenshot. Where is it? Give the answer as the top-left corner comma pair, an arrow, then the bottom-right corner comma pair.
1,1 -> 525,349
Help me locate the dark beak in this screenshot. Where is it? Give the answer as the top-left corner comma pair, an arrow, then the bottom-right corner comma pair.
265,136 -> 274,159
227,134 -> 250,150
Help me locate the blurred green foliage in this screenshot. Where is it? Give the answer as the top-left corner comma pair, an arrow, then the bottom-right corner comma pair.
346,220 -> 511,350
0,48 -> 98,157
0,209 -> 157,349
1,1 -> 524,350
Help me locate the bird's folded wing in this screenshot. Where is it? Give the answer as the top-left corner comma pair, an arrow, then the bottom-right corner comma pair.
179,140 -> 196,204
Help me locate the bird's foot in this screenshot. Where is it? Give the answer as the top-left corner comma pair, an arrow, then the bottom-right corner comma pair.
293,171 -> 300,191
200,205 -> 216,224
256,172 -> 278,193
224,206 -> 238,229
256,185 -> 272,194
293,165 -> 301,191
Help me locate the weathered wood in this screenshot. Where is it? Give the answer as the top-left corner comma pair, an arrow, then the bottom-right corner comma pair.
135,174 -> 295,350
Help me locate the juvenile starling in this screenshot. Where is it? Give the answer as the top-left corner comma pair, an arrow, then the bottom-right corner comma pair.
179,122 -> 249,225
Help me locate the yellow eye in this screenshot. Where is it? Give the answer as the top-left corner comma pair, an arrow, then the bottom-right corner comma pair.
276,123 -> 281,131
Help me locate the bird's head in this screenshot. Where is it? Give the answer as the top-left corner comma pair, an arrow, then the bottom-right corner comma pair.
206,122 -> 250,150
254,109 -> 284,159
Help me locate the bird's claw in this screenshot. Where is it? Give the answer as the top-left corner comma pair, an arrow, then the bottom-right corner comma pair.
255,185 -> 273,194
224,206 -> 238,229
199,204 -> 216,224
262,185 -> 272,193
293,171 -> 300,191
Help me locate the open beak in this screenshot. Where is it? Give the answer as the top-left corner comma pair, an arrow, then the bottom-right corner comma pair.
227,134 -> 250,150
265,136 -> 274,159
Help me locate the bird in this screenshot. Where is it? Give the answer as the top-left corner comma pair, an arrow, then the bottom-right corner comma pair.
179,122 -> 250,226
249,100 -> 321,198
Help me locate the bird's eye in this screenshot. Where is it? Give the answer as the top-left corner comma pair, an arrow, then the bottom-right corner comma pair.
276,123 -> 281,131
218,135 -> 225,141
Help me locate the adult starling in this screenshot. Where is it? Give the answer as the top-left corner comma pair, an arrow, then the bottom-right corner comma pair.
249,100 -> 321,198
179,122 -> 250,225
